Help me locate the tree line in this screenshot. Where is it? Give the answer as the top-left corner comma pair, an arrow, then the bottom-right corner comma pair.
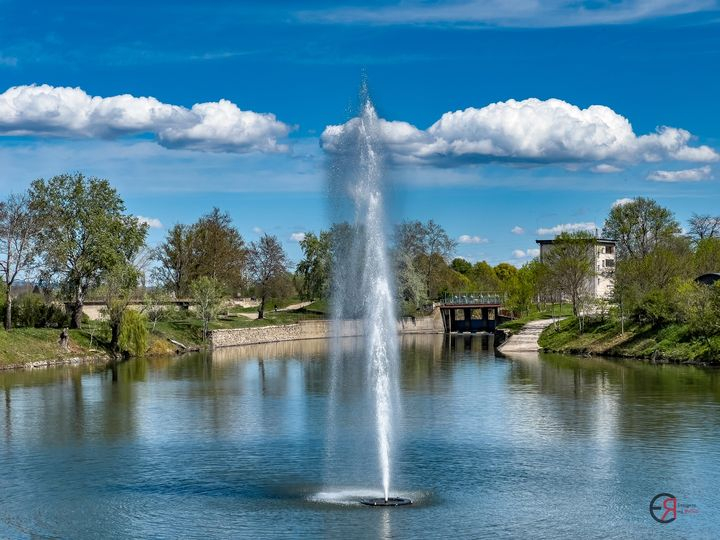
0,173 -> 292,354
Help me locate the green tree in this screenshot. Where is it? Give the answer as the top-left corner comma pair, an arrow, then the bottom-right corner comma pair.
247,234 -> 290,319
468,261 -> 501,291
192,208 -> 246,293
117,309 -> 149,357
100,263 -> 142,352
190,276 -> 226,340
296,231 -> 332,300
0,193 -> 39,330
450,258 -> 472,275
154,223 -> 197,297
543,231 -> 596,317
694,237 -> 720,275
603,197 -> 681,259
29,173 -> 148,328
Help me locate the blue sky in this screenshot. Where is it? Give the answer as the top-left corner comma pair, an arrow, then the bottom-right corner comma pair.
1,1 -> 719,266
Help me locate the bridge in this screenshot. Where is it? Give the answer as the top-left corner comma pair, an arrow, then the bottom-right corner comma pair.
438,293 -> 509,333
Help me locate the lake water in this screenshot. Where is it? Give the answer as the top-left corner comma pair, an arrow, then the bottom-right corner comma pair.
1,335 -> 719,538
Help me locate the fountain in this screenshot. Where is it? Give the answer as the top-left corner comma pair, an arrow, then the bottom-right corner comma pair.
328,85 -> 411,507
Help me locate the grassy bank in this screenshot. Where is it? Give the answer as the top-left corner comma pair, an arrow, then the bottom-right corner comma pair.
0,326 -> 107,367
497,304 -> 574,333
538,316 -> 720,364
0,300 -> 330,368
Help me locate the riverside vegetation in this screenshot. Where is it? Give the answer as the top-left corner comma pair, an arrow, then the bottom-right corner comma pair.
2,173 -> 720,366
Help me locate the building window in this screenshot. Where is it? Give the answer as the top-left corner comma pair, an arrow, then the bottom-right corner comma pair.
605,245 -> 614,254
604,259 -> 615,268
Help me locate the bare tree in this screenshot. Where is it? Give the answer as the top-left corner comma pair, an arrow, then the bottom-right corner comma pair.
0,193 -> 39,330
688,213 -> 720,241
247,234 -> 289,319
543,232 -> 596,318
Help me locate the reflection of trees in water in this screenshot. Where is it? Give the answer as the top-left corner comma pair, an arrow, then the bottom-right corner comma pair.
506,352 -> 720,443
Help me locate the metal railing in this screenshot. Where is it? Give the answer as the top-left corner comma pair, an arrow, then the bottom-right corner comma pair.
440,292 -> 505,305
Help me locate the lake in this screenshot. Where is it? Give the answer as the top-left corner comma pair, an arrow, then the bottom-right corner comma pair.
1,334 -> 718,538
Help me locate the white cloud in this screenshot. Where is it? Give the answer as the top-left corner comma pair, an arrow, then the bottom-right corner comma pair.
0,55 -> 18,67
647,165 -> 713,182
290,232 -> 306,242
301,0 -> 713,27
537,222 -> 597,236
612,197 -> 635,207
0,84 -> 291,153
511,226 -> 525,235
137,215 -> 163,229
252,226 -> 263,234
512,248 -> 540,259
458,234 -> 488,244
322,98 -> 718,167
592,164 -> 623,173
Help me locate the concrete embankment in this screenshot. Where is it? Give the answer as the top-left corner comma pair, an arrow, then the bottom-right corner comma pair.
497,319 -> 557,354
210,314 -> 443,349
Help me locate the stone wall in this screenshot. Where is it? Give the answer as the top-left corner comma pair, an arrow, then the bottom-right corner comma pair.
209,313 -> 443,349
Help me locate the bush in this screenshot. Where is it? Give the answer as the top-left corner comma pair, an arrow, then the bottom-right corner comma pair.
10,293 -> 70,328
118,310 -> 148,357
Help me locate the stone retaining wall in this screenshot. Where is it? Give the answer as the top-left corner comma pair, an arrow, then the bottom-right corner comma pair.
210,314 -> 443,349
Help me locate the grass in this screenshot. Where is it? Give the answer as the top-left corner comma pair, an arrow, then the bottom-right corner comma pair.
538,316 -> 720,364
0,298 -> 333,367
0,325 -> 108,367
497,304 -> 574,332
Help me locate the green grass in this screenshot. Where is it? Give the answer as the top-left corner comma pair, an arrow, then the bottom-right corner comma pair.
538,316 -> 720,364
0,325 -> 108,366
497,304 -> 574,332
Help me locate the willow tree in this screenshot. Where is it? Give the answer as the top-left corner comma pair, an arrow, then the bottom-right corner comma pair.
29,173 -> 147,328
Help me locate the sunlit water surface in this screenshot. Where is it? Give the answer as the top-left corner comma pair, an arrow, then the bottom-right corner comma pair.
1,335 -> 719,538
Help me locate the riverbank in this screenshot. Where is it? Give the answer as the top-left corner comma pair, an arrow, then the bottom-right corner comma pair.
538,316 -> 720,365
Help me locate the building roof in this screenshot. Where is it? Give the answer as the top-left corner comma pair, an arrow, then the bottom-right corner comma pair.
535,238 -> 616,245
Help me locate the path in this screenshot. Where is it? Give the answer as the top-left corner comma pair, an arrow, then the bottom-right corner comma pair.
236,301 -> 314,320
497,318 -> 558,353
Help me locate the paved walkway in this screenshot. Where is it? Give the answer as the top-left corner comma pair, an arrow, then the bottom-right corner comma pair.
497,318 -> 557,353
237,301 -> 314,320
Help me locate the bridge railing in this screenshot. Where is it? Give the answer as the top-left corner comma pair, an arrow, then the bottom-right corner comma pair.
440,292 -> 505,305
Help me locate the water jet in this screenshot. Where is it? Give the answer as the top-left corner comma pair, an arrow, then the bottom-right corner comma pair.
360,497 -> 412,507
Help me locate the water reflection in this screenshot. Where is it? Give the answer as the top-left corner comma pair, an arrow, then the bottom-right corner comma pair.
1,335 -> 719,538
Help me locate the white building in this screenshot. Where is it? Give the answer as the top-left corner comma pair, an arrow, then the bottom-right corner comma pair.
536,238 -> 616,299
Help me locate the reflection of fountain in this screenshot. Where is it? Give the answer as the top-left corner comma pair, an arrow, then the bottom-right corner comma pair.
328,85 -> 408,505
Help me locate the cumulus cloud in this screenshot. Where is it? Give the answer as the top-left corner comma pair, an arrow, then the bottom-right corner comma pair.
290,232 -> 306,242
511,226 -> 525,235
537,222 -> 597,236
137,215 -> 163,229
512,248 -> 540,258
592,164 -> 623,173
458,234 -> 488,244
647,165 -> 713,182
322,98 -> 718,167
0,84 -> 291,153
612,197 -> 635,207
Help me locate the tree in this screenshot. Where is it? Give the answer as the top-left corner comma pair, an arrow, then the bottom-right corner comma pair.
450,258 -> 472,275
192,208 -> 246,293
468,261 -> 501,292
190,276 -> 226,340
543,231 -> 595,317
247,234 -> 289,319
603,197 -> 681,260
396,250 -> 428,313
29,173 -> 148,328
0,193 -> 39,330
100,263 -> 142,352
154,224 -> 197,297
117,309 -> 149,357
688,213 -> 720,241
694,237 -> 720,275
494,263 -> 518,284
395,220 -> 456,299
296,231 -> 332,300
154,209 -> 246,297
